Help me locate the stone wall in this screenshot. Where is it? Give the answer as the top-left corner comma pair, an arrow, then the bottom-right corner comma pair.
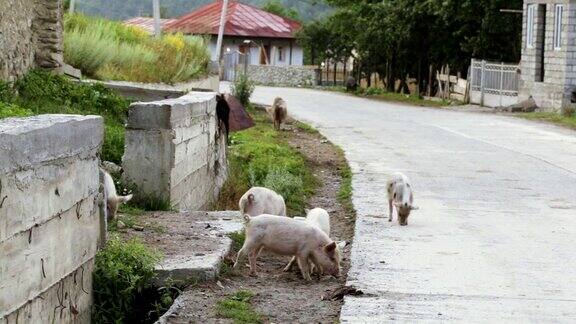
0,115 -> 103,323
123,92 -> 228,211
0,0 -> 63,81
519,0 -> 576,111
245,65 -> 316,87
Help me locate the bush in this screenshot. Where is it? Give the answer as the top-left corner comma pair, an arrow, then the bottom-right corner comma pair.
232,74 -> 255,106
64,14 -> 210,83
92,236 -> 161,323
562,106 -> 576,118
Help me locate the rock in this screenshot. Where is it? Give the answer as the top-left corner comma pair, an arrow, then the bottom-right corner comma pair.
117,220 -> 126,229
133,225 -> 145,231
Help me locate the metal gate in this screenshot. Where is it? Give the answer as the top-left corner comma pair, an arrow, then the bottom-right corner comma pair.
222,51 -> 248,81
469,58 -> 520,107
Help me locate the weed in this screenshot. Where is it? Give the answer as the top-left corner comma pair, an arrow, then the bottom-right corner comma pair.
92,235 -> 161,323
518,111 -> 576,130
335,146 -> 354,215
0,102 -> 33,119
228,231 -> 246,252
295,121 -> 319,134
232,74 -> 255,106
215,290 -> 262,324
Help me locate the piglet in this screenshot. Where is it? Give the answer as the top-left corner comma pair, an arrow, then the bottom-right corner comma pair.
101,168 -> 133,220
239,187 -> 286,216
234,214 -> 340,281
387,172 -> 418,226
287,208 -> 346,273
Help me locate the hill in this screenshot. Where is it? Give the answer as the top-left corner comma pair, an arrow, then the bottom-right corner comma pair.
74,0 -> 333,22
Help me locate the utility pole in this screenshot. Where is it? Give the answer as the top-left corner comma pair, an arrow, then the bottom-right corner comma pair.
153,0 -> 162,38
69,0 -> 75,14
215,0 -> 229,65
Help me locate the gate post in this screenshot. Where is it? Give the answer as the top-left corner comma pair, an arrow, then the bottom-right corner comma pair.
480,60 -> 486,106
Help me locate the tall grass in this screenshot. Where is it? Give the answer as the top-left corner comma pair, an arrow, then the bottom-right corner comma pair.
64,14 -> 210,84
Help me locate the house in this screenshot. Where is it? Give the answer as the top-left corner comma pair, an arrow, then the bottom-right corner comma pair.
124,17 -> 177,34
519,0 -> 576,111
164,0 -> 303,66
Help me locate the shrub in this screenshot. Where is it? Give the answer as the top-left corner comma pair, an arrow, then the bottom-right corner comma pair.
261,167 -> 304,200
92,236 -> 161,323
232,74 -> 255,106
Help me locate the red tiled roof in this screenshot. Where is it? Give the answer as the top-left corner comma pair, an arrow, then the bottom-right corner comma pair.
124,17 -> 177,33
165,0 -> 301,39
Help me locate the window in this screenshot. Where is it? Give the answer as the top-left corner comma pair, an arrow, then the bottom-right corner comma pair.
278,47 -> 284,62
527,4 -> 535,48
554,4 -> 563,49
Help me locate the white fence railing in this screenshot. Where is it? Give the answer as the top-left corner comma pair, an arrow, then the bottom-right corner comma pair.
469,59 -> 520,107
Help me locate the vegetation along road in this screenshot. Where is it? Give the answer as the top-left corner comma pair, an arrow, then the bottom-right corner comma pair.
229,84 -> 576,322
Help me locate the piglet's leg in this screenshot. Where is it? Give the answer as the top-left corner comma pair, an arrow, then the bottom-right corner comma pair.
233,246 -> 248,270
388,199 -> 394,222
297,256 -> 312,281
283,256 -> 297,272
248,248 -> 260,276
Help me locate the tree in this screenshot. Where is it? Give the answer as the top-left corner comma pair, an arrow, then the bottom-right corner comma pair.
261,0 -> 301,21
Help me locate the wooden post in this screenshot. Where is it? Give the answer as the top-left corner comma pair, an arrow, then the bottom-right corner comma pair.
468,59 -> 475,103
428,64 -> 433,97
215,0 -> 229,63
445,65 -> 451,100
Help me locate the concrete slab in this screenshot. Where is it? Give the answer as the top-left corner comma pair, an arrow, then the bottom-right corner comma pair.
121,211 -> 243,285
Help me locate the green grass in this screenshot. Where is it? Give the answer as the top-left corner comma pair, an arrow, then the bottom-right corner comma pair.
517,112 -> 576,129
215,290 -> 262,324
228,231 -> 246,252
64,13 -> 209,84
0,70 -> 130,165
214,105 -> 317,215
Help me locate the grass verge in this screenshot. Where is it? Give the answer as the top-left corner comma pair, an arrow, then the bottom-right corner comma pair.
517,112 -> 576,130
215,290 -> 262,324
323,85 -> 451,107
213,105 -> 317,216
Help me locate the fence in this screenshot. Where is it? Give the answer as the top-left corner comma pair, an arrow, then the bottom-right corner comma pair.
222,51 -> 249,81
469,58 -> 520,107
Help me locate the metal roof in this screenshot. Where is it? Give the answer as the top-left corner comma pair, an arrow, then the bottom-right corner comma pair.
164,1 -> 301,39
123,17 -> 177,34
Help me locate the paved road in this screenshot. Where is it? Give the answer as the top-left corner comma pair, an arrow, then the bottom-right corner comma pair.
226,84 -> 576,322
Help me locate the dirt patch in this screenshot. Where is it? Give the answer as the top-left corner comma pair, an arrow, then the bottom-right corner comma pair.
161,119 -> 356,323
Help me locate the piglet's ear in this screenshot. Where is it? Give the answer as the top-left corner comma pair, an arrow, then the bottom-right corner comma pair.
324,242 -> 337,252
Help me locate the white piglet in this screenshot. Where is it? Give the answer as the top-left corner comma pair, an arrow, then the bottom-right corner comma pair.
387,172 -> 418,226
101,168 -> 133,220
287,208 -> 346,273
234,214 -> 340,281
239,187 -> 286,216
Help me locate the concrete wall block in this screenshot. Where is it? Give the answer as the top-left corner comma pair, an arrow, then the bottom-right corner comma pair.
2,259 -> 94,323
123,129 -> 173,200
123,92 -> 227,210
171,148 -> 210,188
0,198 -> 99,316
173,134 -> 208,166
0,115 -> 103,174
0,157 -> 99,242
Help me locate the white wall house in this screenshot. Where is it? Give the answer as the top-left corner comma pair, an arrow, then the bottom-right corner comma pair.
165,0 -> 304,67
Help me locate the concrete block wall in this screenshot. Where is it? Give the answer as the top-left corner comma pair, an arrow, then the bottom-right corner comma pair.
0,0 -> 63,81
519,0 -> 576,111
0,115 -> 103,323
123,92 -> 228,211
245,65 -> 316,87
